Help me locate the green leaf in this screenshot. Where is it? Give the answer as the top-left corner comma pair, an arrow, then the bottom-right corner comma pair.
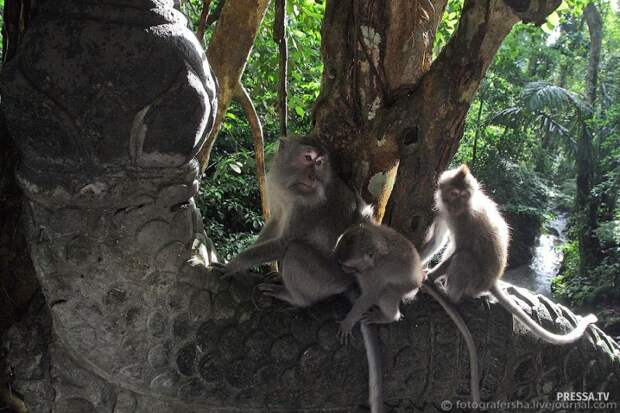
546,11 -> 560,28
295,106 -> 305,117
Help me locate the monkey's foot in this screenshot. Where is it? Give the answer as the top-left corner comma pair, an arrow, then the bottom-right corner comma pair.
264,271 -> 283,283
337,320 -> 355,345
257,283 -> 296,305
433,276 -> 448,291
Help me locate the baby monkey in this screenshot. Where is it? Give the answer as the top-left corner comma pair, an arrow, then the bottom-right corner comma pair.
335,222 -> 482,403
422,165 -> 597,344
334,223 -> 424,340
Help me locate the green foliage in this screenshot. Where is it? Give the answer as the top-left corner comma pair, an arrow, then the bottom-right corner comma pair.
188,0 -> 620,327
554,239 -> 620,309
434,0 -> 463,55
190,1 -> 325,252
197,148 -> 265,261
491,81 -> 592,154
552,241 -> 590,305
471,158 -> 549,219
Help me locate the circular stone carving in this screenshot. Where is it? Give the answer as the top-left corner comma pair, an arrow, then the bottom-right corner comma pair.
147,312 -> 168,338
298,345 -> 329,384
54,398 -> 96,413
271,336 -> 299,363
150,370 -> 181,396
178,378 -> 206,400
148,343 -> 171,369
176,342 -> 197,376
113,391 -> 137,413
199,354 -> 224,387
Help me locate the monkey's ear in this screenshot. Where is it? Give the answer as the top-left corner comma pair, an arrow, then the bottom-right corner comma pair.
278,137 -> 289,150
453,164 -> 470,181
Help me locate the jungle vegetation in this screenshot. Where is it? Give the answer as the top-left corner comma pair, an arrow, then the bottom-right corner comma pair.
184,0 -> 620,336
0,0 -> 618,339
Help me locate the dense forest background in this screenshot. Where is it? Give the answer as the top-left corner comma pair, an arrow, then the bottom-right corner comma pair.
177,0 -> 620,338
0,0 -> 618,338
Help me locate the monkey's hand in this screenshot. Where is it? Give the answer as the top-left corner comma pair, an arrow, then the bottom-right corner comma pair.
209,261 -> 243,280
422,268 -> 429,282
337,319 -> 355,345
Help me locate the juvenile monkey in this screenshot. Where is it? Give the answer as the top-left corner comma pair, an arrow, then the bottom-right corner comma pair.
334,223 -> 423,337
422,165 -> 597,344
219,135 -> 383,411
335,223 -> 481,403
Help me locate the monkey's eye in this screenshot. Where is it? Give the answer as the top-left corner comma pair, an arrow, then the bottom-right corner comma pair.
304,154 -> 313,162
316,159 -> 323,166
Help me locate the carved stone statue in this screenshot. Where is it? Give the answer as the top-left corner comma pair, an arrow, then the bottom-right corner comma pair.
1,1 -> 618,412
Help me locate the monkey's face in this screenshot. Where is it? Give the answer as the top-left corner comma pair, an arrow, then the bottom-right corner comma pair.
439,185 -> 471,216
284,145 -> 331,199
437,165 -> 475,216
334,226 -> 377,273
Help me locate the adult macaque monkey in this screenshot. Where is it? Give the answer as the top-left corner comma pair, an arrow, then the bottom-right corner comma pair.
421,165 -> 597,344
220,135 -> 370,303
335,223 -> 481,403
218,135 -> 383,412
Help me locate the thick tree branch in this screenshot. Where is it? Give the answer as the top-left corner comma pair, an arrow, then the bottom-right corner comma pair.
312,0 -> 448,223
383,0 -> 561,245
197,0 -> 271,171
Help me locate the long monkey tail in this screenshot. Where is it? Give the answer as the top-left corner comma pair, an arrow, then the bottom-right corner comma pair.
491,284 -> 597,345
421,282 -> 481,403
361,323 -> 385,413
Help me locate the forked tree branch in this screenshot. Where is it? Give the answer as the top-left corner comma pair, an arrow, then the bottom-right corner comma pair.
198,0 -> 272,171
233,83 -> 270,222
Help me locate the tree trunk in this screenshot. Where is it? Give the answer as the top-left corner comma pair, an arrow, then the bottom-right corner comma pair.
577,2 -> 602,272
313,0 -> 562,246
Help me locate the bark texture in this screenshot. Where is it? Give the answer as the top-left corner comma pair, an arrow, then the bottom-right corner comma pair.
312,0 -> 562,246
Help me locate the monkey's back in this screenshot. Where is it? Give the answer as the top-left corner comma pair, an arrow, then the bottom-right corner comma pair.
449,191 -> 509,289
373,225 -> 423,293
